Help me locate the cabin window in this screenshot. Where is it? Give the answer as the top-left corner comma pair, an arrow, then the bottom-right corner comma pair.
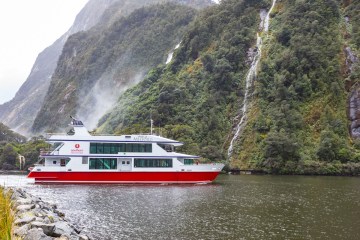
104,144 -> 111,154
126,144 -> 133,152
53,161 -> 57,164
119,143 -> 125,152
60,159 -> 66,166
82,157 -> 88,164
90,144 -> 97,154
158,144 -> 173,152
134,159 -> 172,168
97,143 -> 104,154
89,158 -> 117,170
90,143 -> 152,154
184,159 -> 194,165
110,144 -> 119,154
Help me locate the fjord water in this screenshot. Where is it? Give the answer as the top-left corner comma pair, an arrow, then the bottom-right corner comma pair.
2,174 -> 360,240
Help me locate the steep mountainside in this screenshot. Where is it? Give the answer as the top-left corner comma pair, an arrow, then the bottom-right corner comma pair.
32,2 -> 210,133
98,0 -> 360,174
0,0 -> 124,136
98,0 -> 270,159
1,0 -> 213,136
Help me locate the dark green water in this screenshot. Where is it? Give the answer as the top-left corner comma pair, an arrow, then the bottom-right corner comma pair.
1,174 -> 360,239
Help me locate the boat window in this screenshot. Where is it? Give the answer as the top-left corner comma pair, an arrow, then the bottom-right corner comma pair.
90,143 -> 152,153
157,144 -> 174,152
53,161 -> 57,164
104,144 -> 111,154
119,143 -> 125,152
134,159 -> 172,168
126,144 -> 137,152
37,158 -> 45,165
97,143 -> 104,153
82,157 -> 88,164
90,144 -> 97,154
110,144 -> 119,153
52,142 -> 63,151
184,159 -> 194,165
60,159 -> 66,166
89,158 -> 117,170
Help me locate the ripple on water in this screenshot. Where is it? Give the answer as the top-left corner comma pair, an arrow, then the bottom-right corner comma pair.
1,174 -> 360,240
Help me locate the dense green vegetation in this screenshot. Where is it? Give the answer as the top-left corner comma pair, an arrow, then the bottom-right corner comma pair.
97,0 -> 360,174
98,0 -> 270,160
32,3 -> 200,133
0,137 -> 48,171
344,0 -> 360,86
0,123 -> 47,170
232,0 -> 360,174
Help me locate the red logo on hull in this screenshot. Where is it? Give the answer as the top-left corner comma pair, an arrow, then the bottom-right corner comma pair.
75,144 -> 80,148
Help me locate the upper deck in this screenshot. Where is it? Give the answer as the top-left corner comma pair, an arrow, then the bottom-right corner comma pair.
46,118 -> 183,147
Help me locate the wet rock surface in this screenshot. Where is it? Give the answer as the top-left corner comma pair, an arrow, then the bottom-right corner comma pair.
344,46 -> 358,74
10,188 -> 91,240
349,87 -> 360,138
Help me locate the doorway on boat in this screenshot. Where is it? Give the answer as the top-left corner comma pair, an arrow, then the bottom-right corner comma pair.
119,158 -> 131,171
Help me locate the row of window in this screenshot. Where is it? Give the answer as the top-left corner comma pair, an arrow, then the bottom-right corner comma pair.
89,158 -> 117,169
88,158 -> 173,169
134,158 -> 172,168
90,143 -> 152,154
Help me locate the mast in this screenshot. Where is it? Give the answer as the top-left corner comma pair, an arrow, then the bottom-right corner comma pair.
151,119 -> 154,135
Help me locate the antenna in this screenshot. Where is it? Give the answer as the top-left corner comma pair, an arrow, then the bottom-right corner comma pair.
150,119 -> 154,135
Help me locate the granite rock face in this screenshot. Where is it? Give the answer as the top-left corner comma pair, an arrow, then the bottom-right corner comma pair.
349,88 -> 360,138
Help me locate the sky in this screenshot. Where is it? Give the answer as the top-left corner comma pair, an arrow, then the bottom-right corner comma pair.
0,0 -> 88,104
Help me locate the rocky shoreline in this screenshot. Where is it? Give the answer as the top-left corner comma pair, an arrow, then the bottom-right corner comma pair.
9,188 -> 90,240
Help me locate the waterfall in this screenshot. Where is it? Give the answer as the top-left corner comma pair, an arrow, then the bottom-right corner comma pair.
227,0 -> 277,160
166,42 -> 181,64
264,0 -> 277,32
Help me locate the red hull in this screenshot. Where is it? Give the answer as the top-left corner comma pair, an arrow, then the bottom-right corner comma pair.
27,171 -> 220,184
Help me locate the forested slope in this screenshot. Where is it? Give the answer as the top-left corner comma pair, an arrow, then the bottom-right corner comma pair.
98,0 -> 360,174
98,0 -> 270,160
234,0 -> 359,174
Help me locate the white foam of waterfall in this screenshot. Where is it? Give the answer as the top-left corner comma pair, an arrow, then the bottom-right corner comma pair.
227,0 -> 276,160
166,53 -> 174,64
227,34 -> 262,158
166,42 -> 181,64
264,0 -> 277,32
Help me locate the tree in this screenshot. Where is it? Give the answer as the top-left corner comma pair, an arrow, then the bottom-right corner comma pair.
0,144 -> 18,170
263,129 -> 300,172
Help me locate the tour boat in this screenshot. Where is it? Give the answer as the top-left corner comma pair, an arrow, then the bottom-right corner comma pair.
27,118 -> 224,184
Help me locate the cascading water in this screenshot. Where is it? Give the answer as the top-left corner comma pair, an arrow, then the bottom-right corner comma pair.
166,42 -> 181,64
227,0 -> 277,160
